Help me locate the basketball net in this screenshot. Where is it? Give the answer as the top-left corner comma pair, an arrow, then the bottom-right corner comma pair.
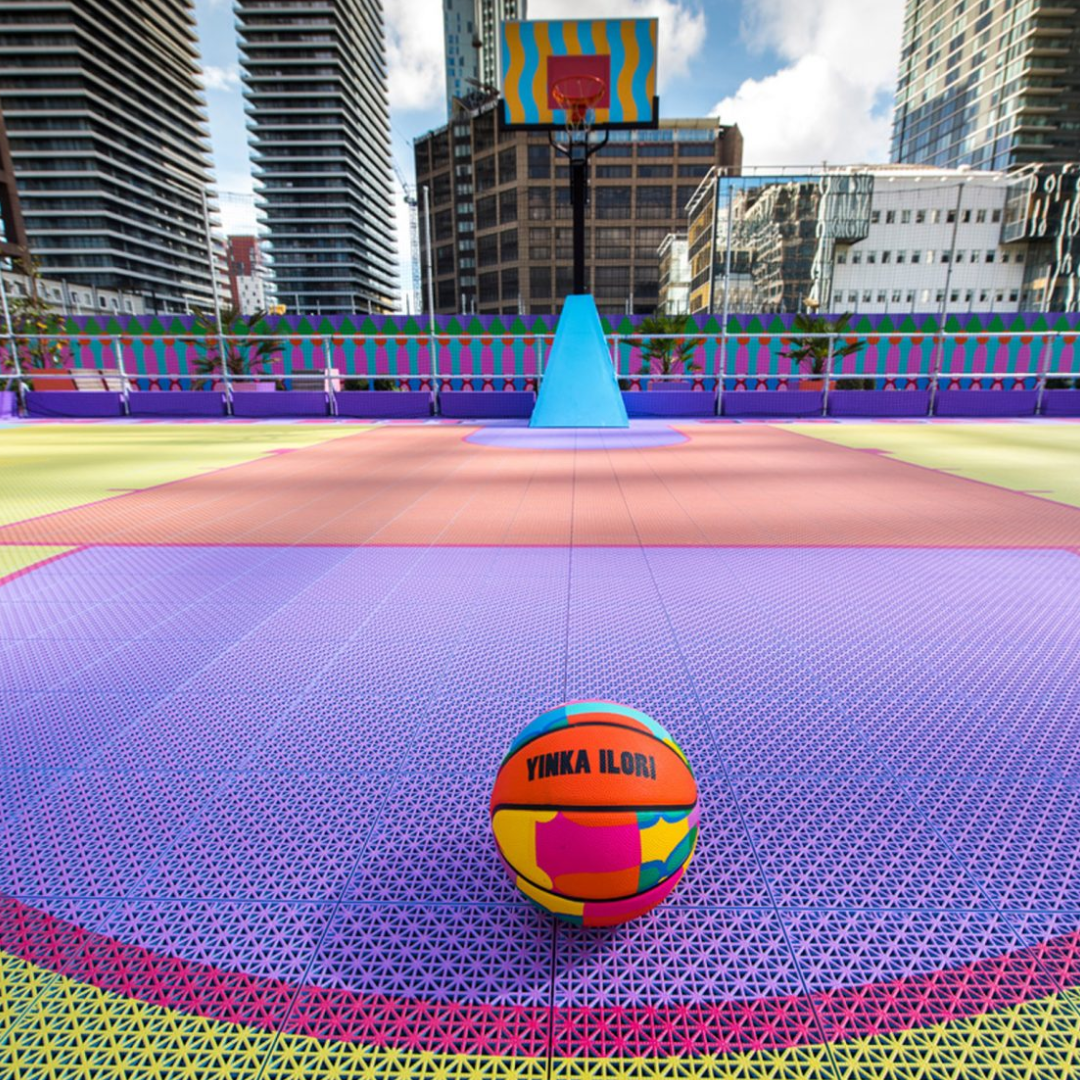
551,75 -> 606,134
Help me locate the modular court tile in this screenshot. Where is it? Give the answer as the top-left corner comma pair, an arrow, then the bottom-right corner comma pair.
1,421 -> 1079,1079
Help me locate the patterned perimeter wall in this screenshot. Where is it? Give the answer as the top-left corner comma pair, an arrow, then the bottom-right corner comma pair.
12,312 -> 1080,391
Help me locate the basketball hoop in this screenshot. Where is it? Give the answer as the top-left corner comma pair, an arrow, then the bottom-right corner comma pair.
551,74 -> 606,133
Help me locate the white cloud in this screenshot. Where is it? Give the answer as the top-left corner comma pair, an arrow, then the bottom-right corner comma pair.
384,0 -> 446,112
201,64 -> 241,92
531,0 -> 706,87
712,0 -> 904,166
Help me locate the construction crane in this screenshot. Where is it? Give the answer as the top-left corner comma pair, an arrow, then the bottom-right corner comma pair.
391,160 -> 422,316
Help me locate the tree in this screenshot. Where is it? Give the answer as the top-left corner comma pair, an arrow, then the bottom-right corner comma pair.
780,311 -> 863,377
0,257 -> 66,380
627,313 -> 705,381
187,304 -> 283,389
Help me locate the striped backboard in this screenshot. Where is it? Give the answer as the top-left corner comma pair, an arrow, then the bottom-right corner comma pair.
500,18 -> 658,130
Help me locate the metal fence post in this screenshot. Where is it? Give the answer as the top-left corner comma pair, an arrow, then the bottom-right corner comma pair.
220,335 -> 234,415
323,337 -> 337,417
716,325 -> 726,415
822,332 -> 835,416
1034,330 -> 1054,416
112,337 -> 130,415
928,326 -> 945,416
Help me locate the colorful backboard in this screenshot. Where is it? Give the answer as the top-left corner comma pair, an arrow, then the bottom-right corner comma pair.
500,18 -> 658,130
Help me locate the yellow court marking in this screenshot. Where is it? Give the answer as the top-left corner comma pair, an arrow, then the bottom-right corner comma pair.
3,948 -> 1079,1079
0,424 -> 371,528
0,545 -> 75,580
790,423 -> 1080,510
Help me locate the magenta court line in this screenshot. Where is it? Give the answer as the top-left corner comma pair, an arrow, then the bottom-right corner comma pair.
0,893 -> 1075,1054
0,546 -> 85,589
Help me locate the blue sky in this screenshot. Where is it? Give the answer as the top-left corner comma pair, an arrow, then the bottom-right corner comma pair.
194,0 -> 904,247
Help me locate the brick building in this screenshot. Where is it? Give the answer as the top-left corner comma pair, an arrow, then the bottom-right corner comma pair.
414,99 -> 742,315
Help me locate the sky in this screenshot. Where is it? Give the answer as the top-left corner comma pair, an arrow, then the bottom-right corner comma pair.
194,0 -> 906,281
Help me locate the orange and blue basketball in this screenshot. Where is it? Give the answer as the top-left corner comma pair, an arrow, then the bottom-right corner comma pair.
490,702 -> 699,927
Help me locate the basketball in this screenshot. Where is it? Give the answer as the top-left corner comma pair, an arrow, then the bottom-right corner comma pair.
490,702 -> 699,927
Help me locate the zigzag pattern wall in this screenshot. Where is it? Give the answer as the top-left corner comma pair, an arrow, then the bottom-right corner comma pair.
16,312 -> 1080,392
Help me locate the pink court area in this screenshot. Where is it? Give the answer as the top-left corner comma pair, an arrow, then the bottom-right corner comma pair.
1,422 -> 1079,548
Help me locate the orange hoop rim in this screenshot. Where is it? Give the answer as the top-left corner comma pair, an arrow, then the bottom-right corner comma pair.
551,74 -> 607,130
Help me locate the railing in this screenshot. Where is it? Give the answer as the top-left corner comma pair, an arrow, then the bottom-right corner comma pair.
2,327 -> 1077,418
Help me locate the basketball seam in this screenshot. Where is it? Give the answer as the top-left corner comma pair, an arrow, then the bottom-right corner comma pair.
500,827 -> 699,905
498,718 -> 688,774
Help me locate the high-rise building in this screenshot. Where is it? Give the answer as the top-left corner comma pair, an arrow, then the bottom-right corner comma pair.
443,0 -> 525,116
891,0 -> 1080,170
415,99 -> 742,315
226,235 -> 270,314
0,0 -> 219,312
237,0 -> 398,314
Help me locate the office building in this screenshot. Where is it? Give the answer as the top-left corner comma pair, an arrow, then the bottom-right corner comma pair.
237,0 -> 398,314
892,0 -> 1080,169
444,0 -> 526,116
415,99 -> 743,315
0,0 -> 219,311
687,165 -> 1041,315
657,234 -> 690,315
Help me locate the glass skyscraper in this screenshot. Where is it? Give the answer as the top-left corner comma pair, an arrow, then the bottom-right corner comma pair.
443,0 -> 526,117
237,0 -> 397,314
891,0 -> 1080,170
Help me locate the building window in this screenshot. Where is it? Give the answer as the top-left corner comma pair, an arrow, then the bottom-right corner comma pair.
867,251 -> 877,264
528,227 -> 551,260
871,210 -> 881,224
596,165 -> 632,179
527,187 -> 551,220
992,209 -> 1002,223
906,291 -> 915,305
985,250 -> 995,263
916,209 -> 926,224
886,210 -> 896,224
595,187 -> 632,219
636,187 -> 672,219
962,209 -> 972,223
882,251 -> 891,264
638,164 -> 673,178
896,250 -> 906,263
976,209 -> 987,223
500,189 -> 517,224
836,251 -> 847,264
852,251 -> 862,264
946,209 -> 956,224
527,145 -> 550,179
863,291 -> 872,303
500,228 -> 518,262
901,209 -> 912,224
530,265 -> 551,297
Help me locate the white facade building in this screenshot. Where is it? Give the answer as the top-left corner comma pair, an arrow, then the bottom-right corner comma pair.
824,167 -> 1030,315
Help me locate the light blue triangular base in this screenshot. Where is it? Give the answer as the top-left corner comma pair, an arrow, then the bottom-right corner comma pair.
530,295 -> 629,428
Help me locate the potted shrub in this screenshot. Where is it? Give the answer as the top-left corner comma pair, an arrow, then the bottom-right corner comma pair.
780,311 -> 863,391
189,304 -> 283,391
627,312 -> 704,389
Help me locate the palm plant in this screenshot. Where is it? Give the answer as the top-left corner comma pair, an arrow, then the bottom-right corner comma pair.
188,304 -> 283,389
780,312 -> 863,378
627,313 -> 704,383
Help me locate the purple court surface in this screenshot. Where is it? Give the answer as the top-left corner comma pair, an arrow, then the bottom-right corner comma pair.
2,424 -> 1080,1079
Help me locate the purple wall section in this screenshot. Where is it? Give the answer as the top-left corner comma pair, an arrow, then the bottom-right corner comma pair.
25,392 -> 124,418
827,390 -> 931,417
127,392 -> 226,417
934,390 -> 1039,417
623,391 -> 716,417
722,391 -> 825,418
1041,389 -> 1080,417
231,391 -> 328,418
439,391 -> 535,418
335,391 -> 432,419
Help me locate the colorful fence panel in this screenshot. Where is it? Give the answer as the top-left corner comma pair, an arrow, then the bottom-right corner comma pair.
3,312 -> 1079,393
